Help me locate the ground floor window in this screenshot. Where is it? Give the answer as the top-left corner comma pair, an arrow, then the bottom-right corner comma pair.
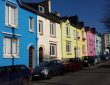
4,37 -> 19,58
50,44 -> 57,57
66,42 -> 71,53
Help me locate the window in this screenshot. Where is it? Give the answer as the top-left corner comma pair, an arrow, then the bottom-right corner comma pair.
38,5 -> 44,13
82,45 -> 86,54
50,44 -> 57,56
82,31 -> 84,38
66,42 -> 71,53
29,17 -> 34,32
4,37 -> 19,58
50,22 -> 56,37
66,25 -> 70,37
76,32 -> 79,37
73,30 -> 76,39
5,4 -> 18,28
39,20 -> 43,34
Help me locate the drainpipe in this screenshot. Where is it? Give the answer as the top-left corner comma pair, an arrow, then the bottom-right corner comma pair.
11,28 -> 15,65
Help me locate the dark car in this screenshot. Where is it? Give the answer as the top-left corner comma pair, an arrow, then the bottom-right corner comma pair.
82,56 -> 95,67
0,65 -> 31,85
32,60 -> 65,80
94,55 -> 102,64
63,58 -> 83,71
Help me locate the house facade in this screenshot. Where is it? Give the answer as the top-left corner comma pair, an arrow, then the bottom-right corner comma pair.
86,27 -> 96,56
95,32 -> 102,55
31,0 -> 62,63
61,17 -> 77,62
102,33 -> 110,54
0,0 -> 38,70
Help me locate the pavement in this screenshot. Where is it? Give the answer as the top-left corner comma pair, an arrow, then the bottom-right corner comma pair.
30,60 -> 110,85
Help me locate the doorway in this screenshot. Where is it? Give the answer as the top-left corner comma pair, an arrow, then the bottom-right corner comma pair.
39,47 -> 44,63
29,46 -> 34,71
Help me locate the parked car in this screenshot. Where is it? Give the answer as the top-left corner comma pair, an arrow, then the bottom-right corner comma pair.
100,54 -> 108,61
32,60 -> 65,80
82,56 -> 95,67
63,58 -> 83,71
0,65 -> 31,85
94,55 -> 102,64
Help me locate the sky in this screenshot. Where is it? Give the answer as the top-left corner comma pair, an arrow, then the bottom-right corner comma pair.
23,0 -> 108,34
51,0 -> 108,34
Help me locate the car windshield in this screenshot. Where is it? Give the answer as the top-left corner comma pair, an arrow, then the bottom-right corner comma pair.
39,61 -> 49,67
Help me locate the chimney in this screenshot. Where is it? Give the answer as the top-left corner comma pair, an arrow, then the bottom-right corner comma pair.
54,11 -> 60,17
48,0 -> 51,13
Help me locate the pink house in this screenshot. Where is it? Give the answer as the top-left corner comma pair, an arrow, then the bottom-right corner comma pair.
86,27 -> 96,56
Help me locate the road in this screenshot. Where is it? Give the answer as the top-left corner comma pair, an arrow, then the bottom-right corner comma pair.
31,61 -> 110,85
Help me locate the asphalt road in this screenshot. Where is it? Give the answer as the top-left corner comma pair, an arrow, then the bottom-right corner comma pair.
31,61 -> 110,85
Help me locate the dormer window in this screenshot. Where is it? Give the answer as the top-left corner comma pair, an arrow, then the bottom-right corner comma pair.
38,5 -> 44,13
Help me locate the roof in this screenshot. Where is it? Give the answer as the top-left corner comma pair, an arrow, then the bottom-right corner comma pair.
23,1 -> 61,23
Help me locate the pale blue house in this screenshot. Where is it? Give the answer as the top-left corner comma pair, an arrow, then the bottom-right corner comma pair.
95,32 -> 102,55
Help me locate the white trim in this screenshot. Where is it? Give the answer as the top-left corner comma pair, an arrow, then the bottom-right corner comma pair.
2,32 -> 22,37
7,0 -> 17,5
27,43 -> 36,50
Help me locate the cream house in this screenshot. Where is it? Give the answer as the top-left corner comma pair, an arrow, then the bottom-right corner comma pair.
36,0 -> 61,63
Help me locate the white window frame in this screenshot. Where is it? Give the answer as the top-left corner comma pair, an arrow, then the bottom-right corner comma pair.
66,42 -> 71,53
38,5 -> 44,13
5,3 -> 18,28
50,44 -> 57,57
29,17 -> 34,32
50,22 -> 56,37
66,25 -> 70,37
3,37 -> 19,58
39,20 -> 43,34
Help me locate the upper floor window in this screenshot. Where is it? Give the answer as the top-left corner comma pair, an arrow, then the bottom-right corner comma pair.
38,5 -> 44,13
50,22 -> 56,37
29,17 -> 34,32
82,31 -> 84,38
39,20 -> 43,34
4,37 -> 19,58
66,25 -> 70,37
5,4 -> 18,28
73,30 -> 76,39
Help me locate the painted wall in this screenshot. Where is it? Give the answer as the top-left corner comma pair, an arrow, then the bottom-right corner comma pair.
86,30 -> 96,56
61,20 -> 77,61
76,27 -> 87,58
0,0 -> 38,67
95,33 -> 102,55
37,15 -> 61,62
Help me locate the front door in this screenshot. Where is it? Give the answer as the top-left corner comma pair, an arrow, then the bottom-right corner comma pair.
39,47 -> 44,63
29,46 -> 34,71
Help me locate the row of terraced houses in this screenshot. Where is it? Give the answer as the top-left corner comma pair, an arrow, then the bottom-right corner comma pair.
0,0 -> 102,70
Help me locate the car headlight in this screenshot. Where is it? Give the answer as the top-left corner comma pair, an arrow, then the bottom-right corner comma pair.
41,69 -> 48,75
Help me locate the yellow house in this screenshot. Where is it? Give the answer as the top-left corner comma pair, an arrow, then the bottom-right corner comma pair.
76,22 -> 88,58
61,17 -> 77,62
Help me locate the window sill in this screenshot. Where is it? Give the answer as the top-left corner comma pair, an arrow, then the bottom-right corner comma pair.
66,36 -> 71,38
66,52 -> 72,55
50,35 -> 56,38
5,24 -> 18,29
3,54 -> 19,58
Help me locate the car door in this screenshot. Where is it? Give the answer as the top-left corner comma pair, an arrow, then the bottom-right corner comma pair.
55,60 -> 63,74
0,67 -> 9,85
49,61 -> 57,75
9,66 -> 21,85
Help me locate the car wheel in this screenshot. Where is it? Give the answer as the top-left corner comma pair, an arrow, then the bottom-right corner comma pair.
46,71 -> 52,79
21,78 -> 29,85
